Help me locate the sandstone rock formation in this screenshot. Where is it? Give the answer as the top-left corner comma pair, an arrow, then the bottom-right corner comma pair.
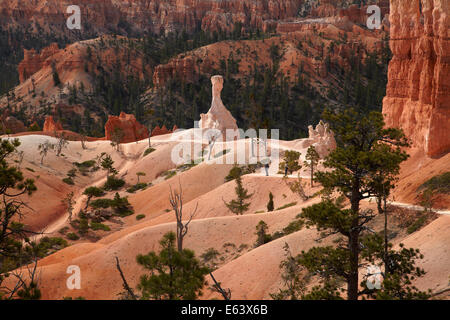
0,0 -> 303,37
382,0 -> 450,158
298,120 -> 337,159
43,116 -> 63,132
153,56 -> 197,87
18,43 -> 60,83
0,36 -> 152,124
150,125 -> 179,137
199,76 -> 239,140
104,112 -> 149,144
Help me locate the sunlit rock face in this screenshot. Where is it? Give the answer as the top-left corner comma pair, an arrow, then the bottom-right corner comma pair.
43,116 -> 63,132
296,120 -> 337,159
104,112 -> 149,143
199,75 -> 239,140
382,0 -> 450,158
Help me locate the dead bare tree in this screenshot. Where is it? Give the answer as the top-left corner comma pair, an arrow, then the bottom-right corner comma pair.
209,272 -> 231,300
55,131 -> 68,156
80,134 -> 88,150
115,256 -> 138,300
284,174 -> 309,201
17,151 -> 24,169
169,180 -> 198,252
38,140 -> 54,165
111,127 -> 124,152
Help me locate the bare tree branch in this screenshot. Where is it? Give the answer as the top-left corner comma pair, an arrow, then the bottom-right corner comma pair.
209,272 -> 231,300
115,256 -> 138,300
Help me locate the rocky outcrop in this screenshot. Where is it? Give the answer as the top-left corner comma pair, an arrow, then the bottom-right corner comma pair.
1,36 -> 152,125
18,43 -> 59,83
151,125 -> 177,137
199,75 -> 239,140
0,116 -> 26,134
153,56 -> 197,87
43,116 -> 63,132
0,0 -> 303,37
382,0 -> 450,158
104,112 -> 149,144
297,121 -> 337,159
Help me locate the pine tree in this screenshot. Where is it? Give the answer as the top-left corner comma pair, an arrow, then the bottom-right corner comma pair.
297,109 -> 426,300
0,139 -> 38,299
279,150 -> 301,174
267,192 -> 274,212
255,221 -> 270,247
224,176 -> 253,215
101,154 -> 118,176
136,232 -> 209,300
304,145 -> 320,187
83,187 -> 105,210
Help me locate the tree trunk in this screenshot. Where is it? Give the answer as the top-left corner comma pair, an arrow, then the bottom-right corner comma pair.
348,183 -> 360,300
383,196 -> 389,275
348,229 -> 359,300
177,222 -> 183,252
148,125 -> 152,148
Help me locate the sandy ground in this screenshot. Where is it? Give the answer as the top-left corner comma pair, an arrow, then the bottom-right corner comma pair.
2,133 -> 449,300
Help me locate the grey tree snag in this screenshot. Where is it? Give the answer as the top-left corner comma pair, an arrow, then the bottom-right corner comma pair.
169,181 -> 198,252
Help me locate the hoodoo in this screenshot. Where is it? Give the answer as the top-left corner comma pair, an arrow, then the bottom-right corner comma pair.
43,116 -> 63,132
199,75 -> 239,140
104,112 -> 149,143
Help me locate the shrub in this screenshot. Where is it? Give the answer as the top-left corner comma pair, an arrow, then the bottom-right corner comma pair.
278,150 -> 301,174
62,177 -> 75,185
407,214 -> 428,234
276,202 -> 298,211
28,123 -> 41,131
255,221 -> 272,247
225,163 -> 263,182
90,222 -> 111,232
418,172 -> 450,194
143,148 -> 156,157
282,219 -> 304,235
74,160 -> 96,169
103,176 -> 125,191
90,198 -> 114,209
67,233 -> 80,241
162,170 -> 177,180
111,193 -> 134,217
78,217 -> 89,234
136,214 -> 146,221
272,220 -> 305,240
200,248 -> 221,270
177,162 -> 197,172
59,227 -> 69,235
200,248 -> 220,263
225,166 -> 242,182
267,192 -> 274,212
127,183 -> 149,193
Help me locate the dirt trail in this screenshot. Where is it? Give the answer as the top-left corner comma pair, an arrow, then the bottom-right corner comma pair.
363,198 -> 450,216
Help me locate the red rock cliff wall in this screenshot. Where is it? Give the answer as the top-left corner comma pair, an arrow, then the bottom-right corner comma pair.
18,43 -> 60,83
382,0 -> 450,158
0,0 -> 302,35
